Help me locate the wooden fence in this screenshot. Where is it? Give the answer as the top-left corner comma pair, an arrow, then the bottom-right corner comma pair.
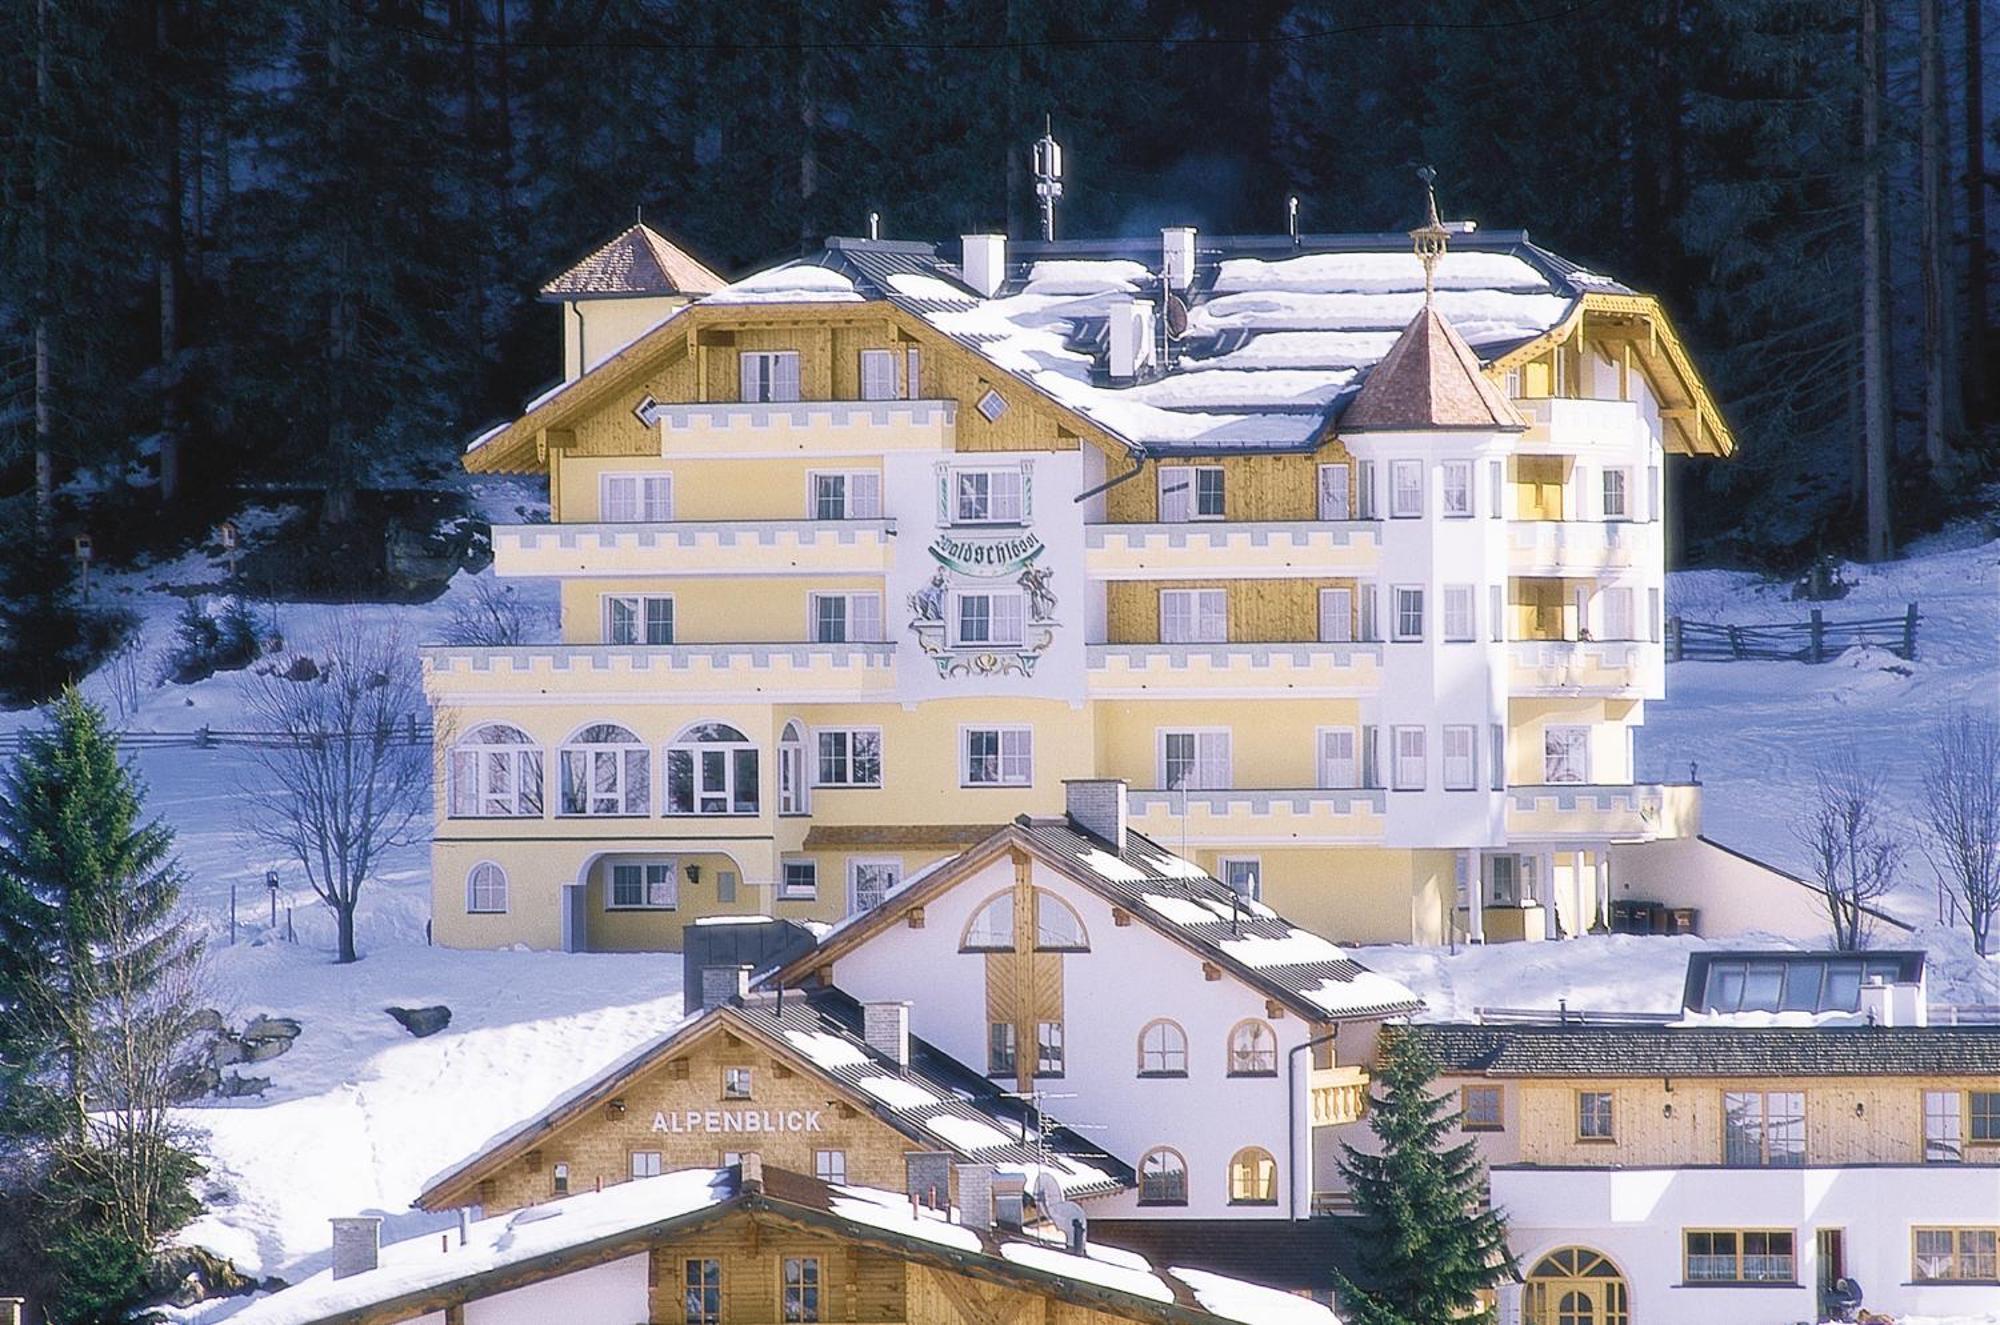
1665,602 -> 1920,664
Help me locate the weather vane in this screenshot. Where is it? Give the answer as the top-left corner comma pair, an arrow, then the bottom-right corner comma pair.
1411,164 -> 1449,305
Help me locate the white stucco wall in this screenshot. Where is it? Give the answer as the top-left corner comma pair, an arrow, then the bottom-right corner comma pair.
1607,835 -> 1914,944
462,1252 -> 649,1325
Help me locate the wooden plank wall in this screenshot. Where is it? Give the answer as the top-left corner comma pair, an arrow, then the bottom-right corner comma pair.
1105,578 -> 1357,644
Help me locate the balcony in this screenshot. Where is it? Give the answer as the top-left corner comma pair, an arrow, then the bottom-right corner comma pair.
1507,519 -> 1657,577
1086,643 -> 1383,697
1512,396 -> 1649,450
1308,1064 -> 1371,1126
491,519 -> 895,579
422,642 -> 897,701
1084,520 -> 1379,580
653,399 -> 955,456
1508,639 -> 1663,697
1505,781 -> 1700,843
1125,788 -> 1386,847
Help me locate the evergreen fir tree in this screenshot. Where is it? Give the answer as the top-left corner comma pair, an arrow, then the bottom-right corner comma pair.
1334,1030 -> 1516,1325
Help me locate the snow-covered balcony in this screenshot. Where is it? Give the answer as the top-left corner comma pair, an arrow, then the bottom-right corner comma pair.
1506,518 -> 1658,578
1084,520 -> 1380,580
1086,642 -> 1383,698
1513,395 -> 1649,450
1505,781 -> 1700,843
421,642 -> 898,701
652,398 -> 956,457
1124,787 -> 1387,847
490,519 -> 896,579
1508,639 -> 1664,697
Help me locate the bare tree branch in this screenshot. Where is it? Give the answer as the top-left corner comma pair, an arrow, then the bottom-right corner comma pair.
1792,745 -> 1905,950
1919,710 -> 2000,957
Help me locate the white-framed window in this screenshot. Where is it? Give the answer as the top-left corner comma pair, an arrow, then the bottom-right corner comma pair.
1602,468 -> 1630,520
1161,588 -> 1228,644
1319,587 -> 1353,643
810,592 -> 882,644
740,350 -> 801,403
847,858 -> 901,915
952,467 -> 1024,524
604,593 -> 674,645
630,1151 -> 663,1179
950,590 -> 1026,647
1490,584 -> 1505,642
1389,459 -> 1423,518
466,861 -> 508,913
1442,725 -> 1476,791
559,723 -> 650,816
778,721 -> 808,815
1393,586 -> 1425,641
1393,726 -> 1427,790
1159,465 -> 1225,522
808,470 -> 881,520
1356,460 -> 1378,519
449,723 -> 544,818
724,1066 -> 753,1099
1441,460 -> 1473,517
600,472 -> 672,523
1490,724 -> 1507,790
1160,729 -> 1231,791
1442,584 -> 1475,642
1317,464 -> 1350,520
1544,725 -> 1590,784
814,728 -> 882,787
1219,857 -> 1261,900
858,348 -> 898,401
1036,1020 -> 1066,1077
780,859 -> 819,902
1924,1090 -> 1963,1163
1602,587 -> 1634,641
1138,1022 -> 1188,1077
1318,728 -> 1358,788
814,1149 -> 847,1184
962,727 -> 1032,786
975,388 -> 1008,422
1489,460 -> 1505,518
665,721 -> 760,816
609,861 -> 676,910
962,892 -> 1015,950
1487,855 -> 1519,906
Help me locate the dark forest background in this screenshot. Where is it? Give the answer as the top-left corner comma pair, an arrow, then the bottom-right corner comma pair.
1,0 -> 1995,575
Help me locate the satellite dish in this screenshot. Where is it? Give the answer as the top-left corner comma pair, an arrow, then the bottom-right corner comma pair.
1163,293 -> 1189,340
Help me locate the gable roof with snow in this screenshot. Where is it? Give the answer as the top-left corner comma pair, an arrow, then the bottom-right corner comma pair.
231,1164 -> 1342,1325
539,222 -> 726,299
416,986 -> 1130,1212
774,815 -> 1422,1023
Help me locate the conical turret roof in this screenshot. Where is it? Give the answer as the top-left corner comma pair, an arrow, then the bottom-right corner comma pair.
540,223 -> 725,299
1338,304 -> 1526,432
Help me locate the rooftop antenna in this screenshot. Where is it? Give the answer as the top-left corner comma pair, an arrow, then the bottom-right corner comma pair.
1411,165 -> 1449,305
635,203 -> 643,226
1287,194 -> 1300,247
867,211 -> 880,241
1032,115 -> 1064,242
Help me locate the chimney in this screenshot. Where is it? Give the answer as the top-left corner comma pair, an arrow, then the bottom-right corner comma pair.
863,1001 -> 911,1067
1064,778 -> 1128,853
456,1208 -> 470,1246
1859,976 -> 1894,1027
906,1151 -> 953,1214
740,1152 -> 765,1194
699,964 -> 752,1010
962,234 -> 1008,299
1107,298 -> 1155,382
992,1172 -> 1027,1229
329,1216 -> 382,1280
1161,227 -> 1197,291
1,1298 -> 23,1325
957,1164 -> 997,1231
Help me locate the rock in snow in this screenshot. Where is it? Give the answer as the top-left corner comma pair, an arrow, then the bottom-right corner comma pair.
385,1005 -> 452,1038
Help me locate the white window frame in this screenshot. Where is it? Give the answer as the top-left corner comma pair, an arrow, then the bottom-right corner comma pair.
1218,856 -> 1262,900
1159,729 -> 1231,791
1392,586 -> 1425,642
1442,584 -> 1475,642
808,469 -> 882,520
810,591 -> 883,644
813,727 -> 883,788
904,347 -> 922,398
1441,460 -> 1473,518
740,350 -> 801,403
630,1151 -> 663,1179
1161,588 -> 1228,644
962,726 -> 1033,787
599,471 -> 672,523
1392,725 -> 1427,791
780,859 -> 819,902
1318,587 -> 1353,643
1489,460 -> 1505,518
1487,855 -> 1519,907
1442,725 -> 1476,791
608,860 -> 677,910
778,722 -> 808,816
466,861 -> 509,914
603,593 -> 674,646
1159,465 -> 1224,522
1389,459 -> 1423,518
814,1149 -> 847,1184
1601,467 -> 1631,520
448,724 -> 544,819
1317,727 -> 1359,789
664,723 -> 760,816
858,348 -> 898,401
559,724 -> 650,817
1317,464 -> 1351,520
949,589 -> 1027,648
847,858 -> 902,915
1544,725 -> 1591,785
951,466 -> 1025,525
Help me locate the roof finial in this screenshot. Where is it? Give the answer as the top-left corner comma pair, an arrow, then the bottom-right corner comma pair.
1411,165 -> 1449,306
635,203 -> 644,226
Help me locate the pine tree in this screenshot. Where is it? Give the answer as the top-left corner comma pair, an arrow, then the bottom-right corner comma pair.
1334,1030 -> 1516,1325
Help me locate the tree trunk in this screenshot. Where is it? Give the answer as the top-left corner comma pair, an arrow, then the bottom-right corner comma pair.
334,900 -> 357,964
322,1 -> 355,528
157,0 -> 187,505
1918,0 -> 1953,473
794,2 -> 817,249
1004,0 -> 1023,239
33,0 -> 54,540
1966,0 -> 1989,418
1860,0 -> 1892,562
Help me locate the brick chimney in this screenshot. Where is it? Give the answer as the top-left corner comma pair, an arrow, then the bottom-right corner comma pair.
863,1001 -> 910,1067
330,1216 -> 382,1280
956,1164 -> 997,1230
699,964 -> 752,1010
1064,778 -> 1128,853
906,1151 -> 952,1214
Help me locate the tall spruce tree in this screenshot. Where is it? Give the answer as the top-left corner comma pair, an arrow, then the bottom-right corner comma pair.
1335,1030 -> 1516,1325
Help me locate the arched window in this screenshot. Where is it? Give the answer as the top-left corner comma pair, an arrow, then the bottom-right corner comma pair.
1137,1020 -> 1188,1077
1138,1148 -> 1188,1206
666,722 -> 759,816
961,892 -> 1015,951
1227,1147 -> 1277,1206
1034,892 -> 1088,950
559,724 -> 649,816
466,862 -> 508,914
449,724 -> 544,818
1525,1248 -> 1629,1325
1227,1020 -> 1277,1076
778,721 -> 808,816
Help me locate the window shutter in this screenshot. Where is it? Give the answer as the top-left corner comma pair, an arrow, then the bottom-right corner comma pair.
642,475 -> 672,521
603,476 -> 637,523
906,347 -> 922,398
993,593 -> 1025,644
860,350 -> 896,401
1198,590 -> 1227,642
1318,465 -> 1350,521
1319,588 -> 1352,643
850,471 -> 881,517
1197,731 -> 1231,788
851,595 -> 882,643
1158,467 -> 1190,522
738,354 -> 761,402
774,353 -> 801,403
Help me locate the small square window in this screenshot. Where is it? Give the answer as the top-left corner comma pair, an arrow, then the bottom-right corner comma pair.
1461,1085 -> 1503,1131
1577,1090 -> 1615,1140
814,1149 -> 847,1184
631,1150 -> 663,1179
723,1067 -> 753,1099
781,860 -> 819,901
976,389 -> 1008,422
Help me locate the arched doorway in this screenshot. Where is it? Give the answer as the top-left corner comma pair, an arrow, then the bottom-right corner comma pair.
1524,1248 -> 1628,1325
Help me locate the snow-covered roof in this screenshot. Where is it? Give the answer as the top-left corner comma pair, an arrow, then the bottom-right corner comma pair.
228,1165 -> 1342,1325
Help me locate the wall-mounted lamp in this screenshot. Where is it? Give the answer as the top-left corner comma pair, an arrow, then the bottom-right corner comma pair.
686,864 -> 702,886
1663,1103 -> 1674,1119
1855,1101 -> 1866,1118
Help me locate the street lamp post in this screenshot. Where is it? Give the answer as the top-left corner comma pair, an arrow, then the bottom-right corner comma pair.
266,870 -> 280,928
